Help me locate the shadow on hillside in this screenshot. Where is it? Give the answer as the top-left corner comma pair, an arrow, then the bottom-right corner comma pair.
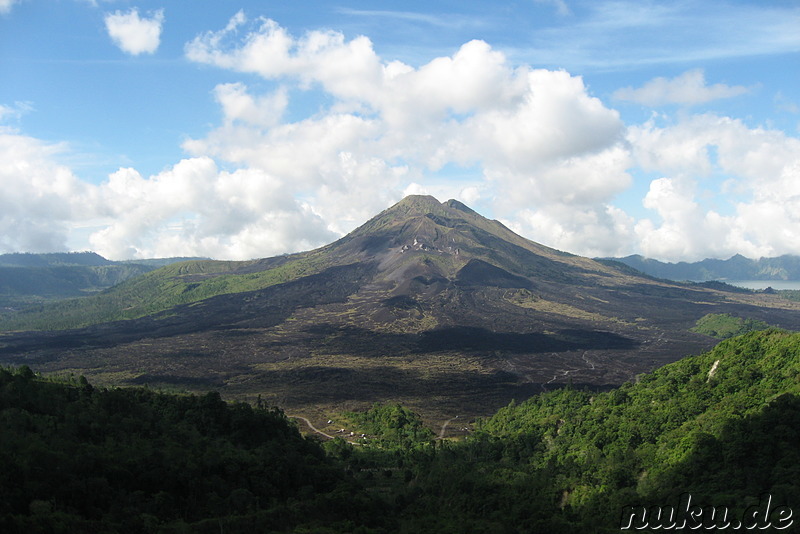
643,393 -> 800,505
419,326 -> 638,353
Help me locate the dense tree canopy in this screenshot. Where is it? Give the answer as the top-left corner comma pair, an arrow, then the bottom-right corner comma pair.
0,367 -> 386,533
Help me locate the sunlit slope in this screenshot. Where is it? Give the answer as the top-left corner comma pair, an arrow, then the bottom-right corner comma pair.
0,252 -> 341,330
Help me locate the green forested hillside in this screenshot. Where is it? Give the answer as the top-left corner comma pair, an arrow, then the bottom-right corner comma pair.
0,264 -> 152,300
0,368 -> 386,533
386,329 -> 800,532
2,330 -> 798,532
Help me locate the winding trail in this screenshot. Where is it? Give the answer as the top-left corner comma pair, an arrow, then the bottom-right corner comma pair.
288,415 -> 362,445
541,351 -> 597,392
289,415 -> 336,440
437,415 -> 461,440
292,414 -> 464,442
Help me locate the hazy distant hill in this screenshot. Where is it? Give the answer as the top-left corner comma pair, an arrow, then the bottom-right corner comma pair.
0,252 -> 207,310
2,196 -> 800,422
606,253 -> 800,282
0,251 -> 112,267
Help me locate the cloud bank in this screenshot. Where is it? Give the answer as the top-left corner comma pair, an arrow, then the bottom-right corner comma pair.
3,13 -> 800,262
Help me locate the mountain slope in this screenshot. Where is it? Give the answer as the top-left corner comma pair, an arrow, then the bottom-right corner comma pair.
0,195 -> 619,331
2,195 -> 800,421
0,251 -> 112,267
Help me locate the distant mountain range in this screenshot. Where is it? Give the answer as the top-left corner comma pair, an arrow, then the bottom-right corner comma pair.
2,196 -> 800,422
604,253 -> 800,282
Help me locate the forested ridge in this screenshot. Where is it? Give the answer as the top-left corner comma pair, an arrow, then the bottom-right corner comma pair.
2,329 -> 799,532
0,368 -> 385,533
400,328 -> 800,531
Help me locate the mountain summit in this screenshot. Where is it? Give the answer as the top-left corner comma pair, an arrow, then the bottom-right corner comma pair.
2,196 -> 800,420
319,194 -> 584,291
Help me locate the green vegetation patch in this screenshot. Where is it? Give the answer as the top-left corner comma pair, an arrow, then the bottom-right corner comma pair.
341,402 -> 434,445
778,289 -> 800,302
691,312 -> 770,339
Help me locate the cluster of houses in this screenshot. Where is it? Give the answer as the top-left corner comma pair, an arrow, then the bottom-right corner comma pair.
328,420 -> 367,440
336,429 -> 367,439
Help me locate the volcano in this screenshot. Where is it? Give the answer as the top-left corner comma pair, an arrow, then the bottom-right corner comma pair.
3,195 -> 800,422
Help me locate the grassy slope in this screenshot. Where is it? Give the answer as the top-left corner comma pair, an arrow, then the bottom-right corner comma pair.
691,312 -> 770,338
0,255 -> 214,321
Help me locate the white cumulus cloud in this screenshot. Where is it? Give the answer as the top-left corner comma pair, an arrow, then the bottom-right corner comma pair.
105,8 -> 165,56
630,115 -> 800,261
89,158 -> 336,260
0,126 -> 337,260
0,130 -> 91,253
183,14 -> 629,256
6,14 -> 800,264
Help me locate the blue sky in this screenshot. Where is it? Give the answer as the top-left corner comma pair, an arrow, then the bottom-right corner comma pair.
1,0 -> 799,261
